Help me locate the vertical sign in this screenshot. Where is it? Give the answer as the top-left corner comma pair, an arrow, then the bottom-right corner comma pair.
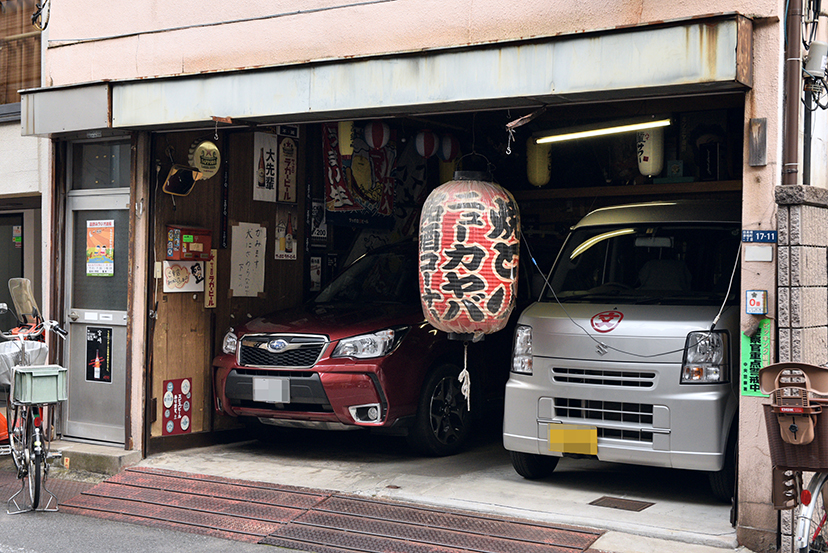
204,250 -> 217,308
86,327 -> 112,382
229,223 -> 266,297
253,132 -> 278,202
741,318 -> 771,397
310,256 -> 322,292
86,220 -> 114,276
278,136 -> 297,203
274,205 -> 298,261
162,378 -> 192,435
12,225 -> 21,248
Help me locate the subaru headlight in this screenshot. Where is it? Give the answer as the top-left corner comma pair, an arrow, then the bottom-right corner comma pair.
512,325 -> 533,374
332,327 -> 408,359
222,329 -> 238,355
681,330 -> 729,383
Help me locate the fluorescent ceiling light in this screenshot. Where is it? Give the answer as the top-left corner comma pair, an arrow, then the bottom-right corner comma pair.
535,118 -> 672,145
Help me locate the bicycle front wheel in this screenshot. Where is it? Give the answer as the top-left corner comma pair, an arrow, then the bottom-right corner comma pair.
796,472 -> 828,553
27,438 -> 40,510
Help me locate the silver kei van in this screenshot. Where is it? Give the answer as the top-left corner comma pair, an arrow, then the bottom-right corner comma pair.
503,200 -> 741,501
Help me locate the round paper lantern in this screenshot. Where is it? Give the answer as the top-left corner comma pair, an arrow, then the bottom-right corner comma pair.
416,130 -> 439,159
526,138 -> 551,187
338,120 -> 354,158
418,171 -> 521,340
637,127 -> 664,177
438,134 -> 460,162
364,120 -> 390,150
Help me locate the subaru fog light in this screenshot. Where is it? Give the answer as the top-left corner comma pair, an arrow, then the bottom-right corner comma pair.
222,328 -> 238,355
512,325 -> 533,375
349,403 -> 382,424
681,331 -> 729,383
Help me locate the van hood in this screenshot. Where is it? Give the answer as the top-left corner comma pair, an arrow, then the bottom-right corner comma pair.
518,301 -> 737,364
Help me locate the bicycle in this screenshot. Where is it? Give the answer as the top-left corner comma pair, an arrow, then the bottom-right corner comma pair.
759,362 -> 828,553
0,277 -> 67,514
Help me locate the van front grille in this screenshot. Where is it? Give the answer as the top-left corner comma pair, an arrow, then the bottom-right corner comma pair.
551,368 -> 655,388
554,398 -> 654,443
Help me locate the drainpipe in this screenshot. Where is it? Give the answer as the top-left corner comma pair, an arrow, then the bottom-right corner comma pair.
783,0 -> 803,185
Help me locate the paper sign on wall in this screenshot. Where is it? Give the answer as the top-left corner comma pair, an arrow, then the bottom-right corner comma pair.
86,220 -> 114,277
230,222 -> 266,296
162,378 -> 192,435
741,318 -> 771,397
204,250 -> 217,308
162,261 -> 205,293
86,326 -> 112,382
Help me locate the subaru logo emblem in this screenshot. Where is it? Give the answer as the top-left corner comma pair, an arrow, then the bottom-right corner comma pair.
267,339 -> 289,352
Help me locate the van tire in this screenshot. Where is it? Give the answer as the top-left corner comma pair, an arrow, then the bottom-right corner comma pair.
709,429 -> 737,503
510,450 -> 559,479
407,363 -> 472,457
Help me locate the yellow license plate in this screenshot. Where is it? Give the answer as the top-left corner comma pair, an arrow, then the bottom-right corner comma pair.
548,424 -> 597,455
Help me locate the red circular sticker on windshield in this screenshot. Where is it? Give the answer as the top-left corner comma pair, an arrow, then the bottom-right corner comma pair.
591,310 -> 624,333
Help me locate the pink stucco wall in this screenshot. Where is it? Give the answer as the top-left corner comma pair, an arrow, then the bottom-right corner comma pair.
43,0 -> 781,86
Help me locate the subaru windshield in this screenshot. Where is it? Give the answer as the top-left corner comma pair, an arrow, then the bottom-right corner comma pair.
313,244 -> 420,305
542,224 -> 740,305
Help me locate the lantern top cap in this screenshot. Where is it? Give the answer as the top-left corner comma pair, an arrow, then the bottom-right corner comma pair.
453,170 -> 494,182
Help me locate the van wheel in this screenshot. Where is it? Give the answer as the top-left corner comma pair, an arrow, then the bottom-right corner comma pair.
407,363 -> 471,456
510,451 -> 559,479
709,430 -> 737,503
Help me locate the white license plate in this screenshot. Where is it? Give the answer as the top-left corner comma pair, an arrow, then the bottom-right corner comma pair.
252,377 -> 290,404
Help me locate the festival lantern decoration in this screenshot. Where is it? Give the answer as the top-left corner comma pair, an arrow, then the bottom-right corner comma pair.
526,137 -> 551,187
364,120 -> 390,150
337,121 -> 354,158
438,134 -> 460,162
637,126 -> 664,177
415,130 -> 439,159
418,171 -> 521,340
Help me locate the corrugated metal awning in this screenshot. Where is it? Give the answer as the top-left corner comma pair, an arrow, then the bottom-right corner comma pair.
21,14 -> 751,137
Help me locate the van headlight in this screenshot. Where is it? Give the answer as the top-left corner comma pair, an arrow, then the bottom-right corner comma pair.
332,327 -> 407,359
512,325 -> 533,375
681,331 -> 729,383
222,329 -> 238,355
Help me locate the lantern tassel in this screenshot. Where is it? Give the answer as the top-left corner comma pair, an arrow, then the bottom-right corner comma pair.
459,342 -> 471,411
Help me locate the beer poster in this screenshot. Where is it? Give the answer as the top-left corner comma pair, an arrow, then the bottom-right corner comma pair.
86,326 -> 112,382
253,132 -> 278,203
86,220 -> 114,277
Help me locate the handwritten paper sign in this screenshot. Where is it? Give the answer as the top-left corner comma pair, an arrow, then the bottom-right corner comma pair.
230,222 -> 266,297
162,261 -> 205,293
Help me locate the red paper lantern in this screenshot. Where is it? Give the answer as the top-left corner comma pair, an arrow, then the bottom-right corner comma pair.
438,133 -> 460,162
364,120 -> 390,150
418,172 -> 521,339
416,130 -> 439,159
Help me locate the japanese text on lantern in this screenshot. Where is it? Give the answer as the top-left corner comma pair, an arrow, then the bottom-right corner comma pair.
419,183 -> 519,336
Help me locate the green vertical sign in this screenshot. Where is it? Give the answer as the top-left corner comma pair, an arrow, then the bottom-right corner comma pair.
741,318 -> 771,397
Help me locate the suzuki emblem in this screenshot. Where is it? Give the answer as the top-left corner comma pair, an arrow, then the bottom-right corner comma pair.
267,339 -> 289,352
590,310 -> 624,333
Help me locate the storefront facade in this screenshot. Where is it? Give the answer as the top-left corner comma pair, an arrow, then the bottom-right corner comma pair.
16,2 -> 815,550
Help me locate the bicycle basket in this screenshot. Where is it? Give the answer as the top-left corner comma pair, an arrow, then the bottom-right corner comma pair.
0,341 -> 48,387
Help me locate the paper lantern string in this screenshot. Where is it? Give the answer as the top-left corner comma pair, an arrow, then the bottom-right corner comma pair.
459,341 -> 471,411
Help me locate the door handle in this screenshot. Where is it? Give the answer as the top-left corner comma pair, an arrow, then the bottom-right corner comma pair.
68,311 -> 79,322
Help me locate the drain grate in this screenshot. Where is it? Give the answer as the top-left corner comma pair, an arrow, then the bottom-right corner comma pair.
589,495 -> 655,511
589,496 -> 654,512
61,467 -> 604,552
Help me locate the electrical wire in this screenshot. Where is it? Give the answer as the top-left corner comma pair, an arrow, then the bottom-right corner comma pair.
520,232 -> 741,359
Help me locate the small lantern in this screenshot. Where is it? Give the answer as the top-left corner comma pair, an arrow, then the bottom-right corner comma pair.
637,127 -> 664,177
418,171 -> 521,340
338,121 -> 354,158
526,138 -> 551,187
364,120 -> 390,150
438,134 -> 460,162
416,130 -> 439,159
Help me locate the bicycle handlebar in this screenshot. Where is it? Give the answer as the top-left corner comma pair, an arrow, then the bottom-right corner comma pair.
0,320 -> 67,342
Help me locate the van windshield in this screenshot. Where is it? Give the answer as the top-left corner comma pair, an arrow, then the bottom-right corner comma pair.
543,223 -> 740,306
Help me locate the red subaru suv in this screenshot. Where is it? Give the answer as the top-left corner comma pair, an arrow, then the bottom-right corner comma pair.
213,239 -> 511,456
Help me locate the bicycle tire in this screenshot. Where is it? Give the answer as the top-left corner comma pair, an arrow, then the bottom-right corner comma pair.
27,440 -> 40,510
795,471 -> 828,553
